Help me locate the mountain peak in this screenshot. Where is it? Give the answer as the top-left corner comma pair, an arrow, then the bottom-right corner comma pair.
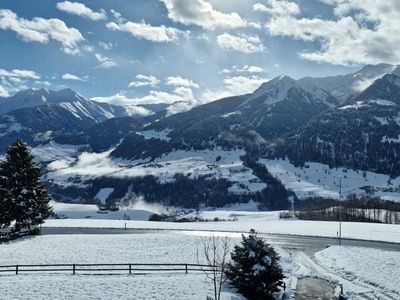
253,75 -> 296,97
355,63 -> 396,78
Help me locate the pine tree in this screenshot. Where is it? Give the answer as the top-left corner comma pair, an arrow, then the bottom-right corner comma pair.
225,230 -> 284,300
0,164 -> 12,227
0,140 -> 52,232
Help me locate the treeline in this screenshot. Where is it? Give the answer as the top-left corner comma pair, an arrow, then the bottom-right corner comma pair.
296,194 -> 400,224
241,154 -> 294,210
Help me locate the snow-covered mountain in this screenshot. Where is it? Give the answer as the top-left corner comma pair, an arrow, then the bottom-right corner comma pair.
298,63 -> 400,102
111,75 -> 339,160
279,73 -> 400,177
0,88 -> 135,152
0,88 -> 128,119
4,64 -> 400,207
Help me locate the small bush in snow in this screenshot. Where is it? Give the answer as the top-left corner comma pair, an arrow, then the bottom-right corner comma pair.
225,230 -> 284,300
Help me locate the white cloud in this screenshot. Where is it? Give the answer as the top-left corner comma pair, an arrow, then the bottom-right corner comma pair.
62,73 -> 85,81
166,76 -> 199,88
98,41 -> 114,50
128,74 -> 160,88
253,3 -> 269,12
265,0 -> 400,65
106,19 -> 188,43
0,9 -> 84,55
56,1 -> 107,21
110,9 -> 124,22
94,53 -> 117,69
0,68 -> 40,79
34,80 -> 51,87
160,0 -> 247,30
0,67 -> 42,96
221,65 -> 265,74
202,75 -> 268,101
217,33 -> 265,54
93,86 -> 195,106
253,1 -> 300,16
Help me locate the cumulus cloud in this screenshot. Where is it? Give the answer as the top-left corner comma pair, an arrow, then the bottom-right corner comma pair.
106,15 -> 188,43
264,0 -> 400,65
0,9 -> 84,55
94,53 -> 117,69
128,74 -> 160,88
160,0 -> 247,30
56,1 -> 107,21
202,75 -> 268,101
62,73 -> 85,81
217,33 -> 265,54
166,76 -> 199,88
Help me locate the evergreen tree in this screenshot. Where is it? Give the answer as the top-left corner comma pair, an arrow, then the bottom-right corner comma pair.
0,140 -> 52,232
0,165 -> 12,227
225,230 -> 284,300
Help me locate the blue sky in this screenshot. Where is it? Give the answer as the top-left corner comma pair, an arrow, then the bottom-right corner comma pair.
0,0 -> 399,107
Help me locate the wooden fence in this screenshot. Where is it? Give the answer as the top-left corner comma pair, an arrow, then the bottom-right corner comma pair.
0,263 -> 218,276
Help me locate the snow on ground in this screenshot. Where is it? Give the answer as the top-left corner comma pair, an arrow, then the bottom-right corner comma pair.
52,202 -> 160,221
32,142 -> 82,164
368,99 -> 396,106
44,215 -> 400,244
46,147 -> 266,193
136,128 -> 172,141
0,233 -> 244,300
0,274 -> 220,300
315,246 -> 400,299
1,230 -> 398,299
94,188 -> 114,204
261,158 -> 400,201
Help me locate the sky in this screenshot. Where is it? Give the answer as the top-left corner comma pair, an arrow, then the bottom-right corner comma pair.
0,0 -> 399,108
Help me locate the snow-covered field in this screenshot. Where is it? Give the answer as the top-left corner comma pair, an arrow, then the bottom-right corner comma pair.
261,158 -> 400,201
44,211 -> 400,244
315,246 -> 400,299
0,274 -> 217,300
0,233 -> 243,300
0,232 -> 398,299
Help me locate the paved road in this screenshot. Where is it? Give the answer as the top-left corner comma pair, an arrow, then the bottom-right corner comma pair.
42,227 -> 400,254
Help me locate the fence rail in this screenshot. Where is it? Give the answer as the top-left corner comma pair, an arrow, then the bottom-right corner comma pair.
0,263 -> 218,276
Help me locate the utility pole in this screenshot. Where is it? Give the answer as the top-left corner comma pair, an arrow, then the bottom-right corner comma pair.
339,176 -> 342,246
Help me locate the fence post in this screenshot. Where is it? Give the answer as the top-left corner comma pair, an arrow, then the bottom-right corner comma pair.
129,264 -> 132,275
73,264 -> 76,275
185,264 -> 188,274
15,265 -> 18,275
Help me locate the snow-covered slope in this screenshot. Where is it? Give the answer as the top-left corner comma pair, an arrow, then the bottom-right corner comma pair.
261,159 -> 400,202
279,73 -> 400,177
298,63 -> 400,102
45,147 -> 266,194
